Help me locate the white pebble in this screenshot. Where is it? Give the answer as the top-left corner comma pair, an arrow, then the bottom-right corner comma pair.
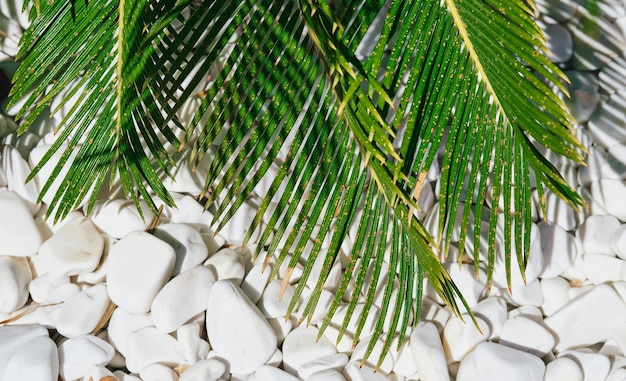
578,215 -> 621,254
176,323 -> 210,363
1,145 -> 39,209
559,351 -> 610,381
139,363 -> 180,381
0,325 -> 49,374
410,321 -> 450,381
442,314 -> 491,362
151,266 -> 215,333
583,253 -> 626,282
307,369 -> 347,381
545,284 -> 626,351
180,358 -> 226,381
0,191 -> 42,256
125,326 -> 184,373
540,277 -> 571,316
82,364 -> 117,381
343,362 -> 387,381
539,222 -> 578,278
35,283 -> 110,338
500,280 -> 544,307
591,180 -> 626,222
258,279 -> 298,319
283,326 -> 337,374
204,248 -> 246,285
114,370 -> 142,381
350,336 -> 394,375
499,315 -> 555,356
297,353 -> 349,380
206,280 -> 277,374
58,335 -> 115,381
153,223 -> 209,275
38,217 -> 103,276
88,199 -> 155,239
456,342 -> 544,381
612,224 -> 626,259
28,273 -> 70,303
241,263 -> 271,304
255,365 -> 300,381
472,296 -> 507,340
106,231 -> 176,313
544,357 -> 583,381
267,316 -> 293,345
3,336 -> 58,381
106,308 -> 154,356
0,256 -> 31,313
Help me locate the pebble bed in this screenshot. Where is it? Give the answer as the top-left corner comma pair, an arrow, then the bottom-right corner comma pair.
2,2 -> 626,381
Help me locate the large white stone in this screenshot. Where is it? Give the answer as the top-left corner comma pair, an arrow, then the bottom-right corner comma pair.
206,280 -> 277,374
499,315 -> 555,356
472,296 -> 507,340
0,325 -> 49,376
578,215 -> 621,254
350,336 -> 394,375
139,363 -> 179,381
612,224 -> 626,260
3,336 -> 58,381
540,277 -> 571,316
255,365 -> 300,381
583,253 -> 626,282
410,321 -> 449,381
106,308 -> 154,356
38,217 -> 103,276
58,335 -> 115,381
544,357 -> 583,381
151,265 -> 215,333
180,358 -> 226,381
28,273 -> 70,303
590,180 -> 626,221
283,326 -> 337,374
342,362 -> 387,381
0,191 -> 42,256
456,342 -> 544,381
297,353 -> 349,380
442,314 -> 490,362
545,284 -> 626,351
258,279 -> 298,319
241,263 -> 271,304
559,351 -> 610,381
0,256 -> 31,313
153,223 -> 209,275
307,369 -> 347,381
204,248 -> 246,285
125,326 -> 184,373
106,231 -> 176,313
176,323 -> 210,363
88,199 -> 156,239
1,145 -> 39,209
539,222 -> 578,278
35,283 -> 110,338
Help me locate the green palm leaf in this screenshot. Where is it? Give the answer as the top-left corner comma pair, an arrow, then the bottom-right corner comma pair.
9,0 -> 585,366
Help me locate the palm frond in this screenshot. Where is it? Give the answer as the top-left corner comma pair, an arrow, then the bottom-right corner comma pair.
10,0 -> 584,366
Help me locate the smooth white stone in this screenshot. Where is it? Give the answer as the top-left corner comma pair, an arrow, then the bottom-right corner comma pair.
540,277 -> 571,316
445,264 -> 486,308
276,254 -> 304,284
267,316 -> 293,345
578,146 -> 606,186
389,337 -> 417,377
180,358 -> 226,381
139,363 -> 179,381
472,296 -> 507,340
88,199 -> 155,239
0,256 -> 31,313
420,297 -> 452,332
283,326 -> 337,374
266,347 -> 283,367
297,353 -> 349,380
500,280 -> 544,307
77,234 -> 114,285
1,145 -> 39,208
3,336 -> 58,381
28,273 -> 70,304
578,215 -> 621,254
258,279 -> 297,319
567,284 -> 595,299
107,231 -> 176,313
545,284 -> 626,352
583,253 -> 626,282
542,191 -> 578,231
589,92 -> 626,149
499,315 -> 555,357
343,362 -> 387,381
331,303 -> 378,338
35,283 -> 110,338
176,323 -> 210,363
507,305 -> 543,322
456,342 -> 544,381
106,308 -> 154,356
218,201 -> 262,244
255,365 -> 299,381
612,224 -> 626,260
125,326 -> 184,373
410,321 -> 449,381
39,282 -> 80,305
204,248 -> 246,285
113,370 -> 142,381
491,223 -> 543,289
241,263 -> 271,304
307,369 -> 347,381
539,222 -> 579,278
442,314 -> 491,362
601,144 -> 626,181
320,325 -> 354,354
168,194 -> 212,228
560,351 -> 610,381
544,357 -> 583,381
350,336 -> 394,375
82,364 -> 117,381
0,325 -> 49,374
306,252 -> 343,292
0,191 -> 42,256
58,335 -> 115,381
206,280 -> 277,374
297,289 -> 335,325
609,368 -> 626,381
153,223 -> 209,276
39,217 -> 104,276
152,266 -> 215,333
